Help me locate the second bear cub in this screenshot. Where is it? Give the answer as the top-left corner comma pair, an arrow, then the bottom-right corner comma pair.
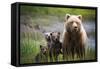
48,32 -> 62,61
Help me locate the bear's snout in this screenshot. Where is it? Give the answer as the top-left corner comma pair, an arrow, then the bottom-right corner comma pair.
73,22 -> 77,28
55,38 -> 58,41
74,26 -> 77,29
72,22 -> 79,32
74,26 -> 78,30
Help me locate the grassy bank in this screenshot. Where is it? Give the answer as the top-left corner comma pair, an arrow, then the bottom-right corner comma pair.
20,29 -> 95,64
20,5 -> 96,20
20,30 -> 46,64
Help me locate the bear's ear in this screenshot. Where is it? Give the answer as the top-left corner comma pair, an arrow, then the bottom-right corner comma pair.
77,15 -> 82,20
65,14 -> 70,21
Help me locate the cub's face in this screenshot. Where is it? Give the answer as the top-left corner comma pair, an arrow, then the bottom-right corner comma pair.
40,45 -> 48,54
44,32 -> 51,42
50,32 -> 60,42
65,14 -> 82,33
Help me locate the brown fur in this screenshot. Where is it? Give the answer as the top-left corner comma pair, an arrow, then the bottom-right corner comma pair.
62,14 -> 87,59
45,32 -> 62,61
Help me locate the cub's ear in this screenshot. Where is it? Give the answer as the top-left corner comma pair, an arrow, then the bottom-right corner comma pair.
77,15 -> 82,20
57,32 -> 60,35
50,32 -> 54,36
40,45 -> 42,48
65,14 -> 70,21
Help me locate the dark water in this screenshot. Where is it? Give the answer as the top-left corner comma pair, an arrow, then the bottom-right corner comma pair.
83,21 -> 95,49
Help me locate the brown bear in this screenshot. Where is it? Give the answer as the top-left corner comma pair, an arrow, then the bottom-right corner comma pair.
62,14 -> 87,60
47,32 -> 62,62
35,45 -> 48,63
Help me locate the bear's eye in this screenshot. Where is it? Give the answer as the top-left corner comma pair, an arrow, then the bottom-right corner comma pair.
76,22 -> 78,24
76,22 -> 80,25
70,21 -> 73,24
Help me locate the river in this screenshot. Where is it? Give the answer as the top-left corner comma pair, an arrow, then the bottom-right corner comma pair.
42,20 -> 96,49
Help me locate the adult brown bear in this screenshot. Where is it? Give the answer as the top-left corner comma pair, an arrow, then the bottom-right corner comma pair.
62,14 -> 87,60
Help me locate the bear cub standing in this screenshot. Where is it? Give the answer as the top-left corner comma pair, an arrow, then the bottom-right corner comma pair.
46,32 -> 62,61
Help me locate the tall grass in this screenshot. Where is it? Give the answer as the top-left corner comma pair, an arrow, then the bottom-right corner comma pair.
20,30 -> 46,64
20,30 -> 96,64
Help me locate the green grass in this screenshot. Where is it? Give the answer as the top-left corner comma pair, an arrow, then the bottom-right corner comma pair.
85,47 -> 95,60
20,30 -> 46,64
20,38 -> 40,64
20,30 -> 96,64
20,5 -> 96,20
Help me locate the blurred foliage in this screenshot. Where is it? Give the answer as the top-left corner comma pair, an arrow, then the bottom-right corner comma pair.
20,30 -> 46,64
20,5 -> 96,20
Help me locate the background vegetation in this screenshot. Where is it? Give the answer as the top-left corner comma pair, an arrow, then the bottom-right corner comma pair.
20,5 -> 96,20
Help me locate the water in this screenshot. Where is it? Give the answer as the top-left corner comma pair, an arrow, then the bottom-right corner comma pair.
83,21 -> 95,49
42,20 -> 96,49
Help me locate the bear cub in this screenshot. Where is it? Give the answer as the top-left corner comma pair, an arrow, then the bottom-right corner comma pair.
35,45 -> 48,63
45,32 -> 62,61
